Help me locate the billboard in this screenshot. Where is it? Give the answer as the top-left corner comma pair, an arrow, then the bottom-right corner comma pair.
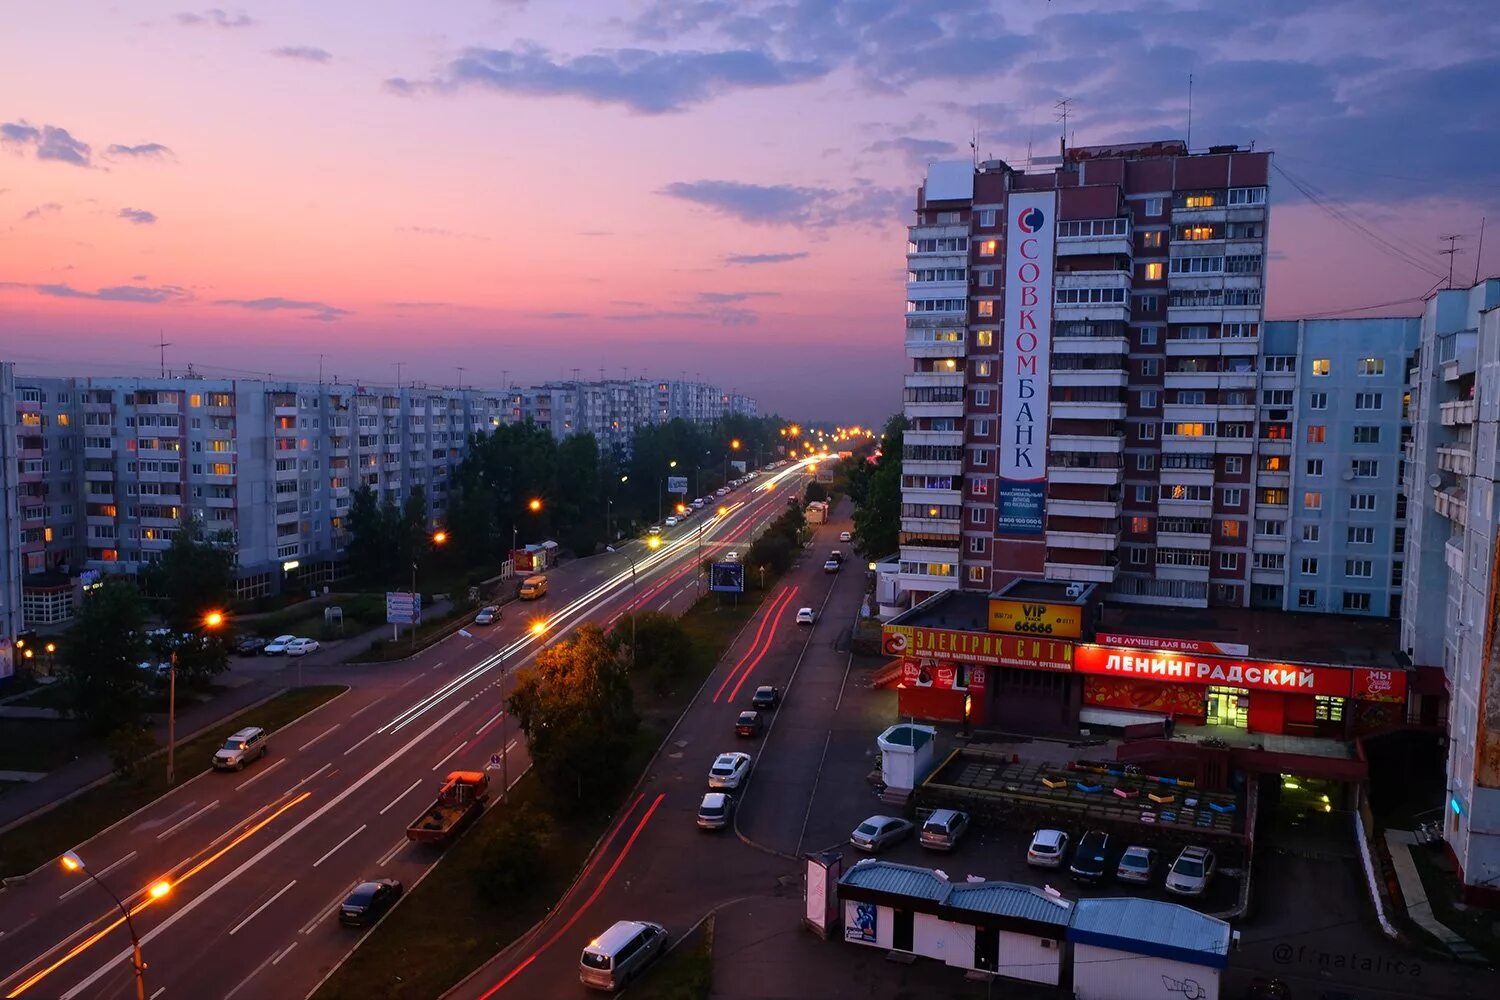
882,624 -> 1073,671
1096,632 -> 1250,658
1073,644 -> 1368,697
385,591 -> 421,625
997,190 -> 1056,536
667,476 -> 689,494
988,599 -> 1083,638
710,562 -> 746,593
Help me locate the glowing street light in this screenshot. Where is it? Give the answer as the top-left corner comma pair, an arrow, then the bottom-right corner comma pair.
59,851 -> 169,1000
432,530 -> 449,546
530,620 -> 548,636
169,610 -> 225,785
527,498 -> 543,513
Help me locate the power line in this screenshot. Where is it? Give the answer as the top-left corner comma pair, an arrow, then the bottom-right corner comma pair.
1273,164 -> 1448,280
1293,276 -> 1448,320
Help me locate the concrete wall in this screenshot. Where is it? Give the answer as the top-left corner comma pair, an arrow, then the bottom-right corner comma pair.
1072,942 -> 1220,1000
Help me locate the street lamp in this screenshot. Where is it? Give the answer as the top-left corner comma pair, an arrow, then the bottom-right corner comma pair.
457,624 -> 533,804
513,499 -> 543,575
168,610 -> 224,786
660,460 -> 678,524
607,536 -> 660,672
408,530 -> 448,651
60,851 -> 170,1000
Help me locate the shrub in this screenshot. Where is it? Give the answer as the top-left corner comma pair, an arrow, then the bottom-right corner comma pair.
474,806 -> 549,906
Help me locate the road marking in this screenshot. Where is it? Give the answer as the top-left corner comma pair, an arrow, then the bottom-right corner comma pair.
297,723 -> 340,753
150,989 -> 164,999
347,695 -> 385,720
475,708 -> 505,736
342,730 -> 380,757
288,762 -> 331,792
466,641 -> 478,650
156,800 -> 219,841
379,779 -> 423,816
228,879 -> 297,936
223,950 -> 278,1000
58,852 -> 136,900
234,757 -> 285,792
432,740 -> 468,771
271,941 -> 297,965
378,838 -> 405,867
313,824 -> 367,868
301,882 -> 357,936
657,599 -> 672,610
0,915 -> 38,938
136,799 -> 197,834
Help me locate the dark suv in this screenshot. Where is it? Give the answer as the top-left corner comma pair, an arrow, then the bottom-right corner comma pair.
1069,829 -> 1111,882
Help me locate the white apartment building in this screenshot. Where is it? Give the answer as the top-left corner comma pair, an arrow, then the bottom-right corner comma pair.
0,363 -> 22,681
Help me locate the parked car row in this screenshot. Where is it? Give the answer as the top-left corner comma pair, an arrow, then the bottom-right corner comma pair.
849,808 -> 972,854
1026,828 -> 1217,896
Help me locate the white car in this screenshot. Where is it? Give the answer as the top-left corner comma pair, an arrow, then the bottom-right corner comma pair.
1165,846 -> 1216,897
850,815 -> 914,852
725,551 -> 740,563
665,516 -> 679,527
284,637 -> 319,656
263,634 -> 297,655
691,499 -> 705,509
707,752 -> 752,789
795,607 -> 816,625
474,605 -> 501,625
839,531 -> 852,542
1027,828 -> 1070,868
647,525 -> 662,536
1116,845 -> 1158,885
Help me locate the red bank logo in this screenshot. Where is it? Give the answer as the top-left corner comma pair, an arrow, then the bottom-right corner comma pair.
1016,206 -> 1045,233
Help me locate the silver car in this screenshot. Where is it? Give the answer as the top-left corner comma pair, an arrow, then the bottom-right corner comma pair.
1165,846 -> 1216,896
1116,845 -> 1158,885
850,815 -> 914,852
696,793 -> 734,830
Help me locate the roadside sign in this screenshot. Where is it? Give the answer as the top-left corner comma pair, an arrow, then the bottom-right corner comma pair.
711,562 -> 746,593
385,591 -> 422,625
667,475 -> 689,494
486,753 -> 502,770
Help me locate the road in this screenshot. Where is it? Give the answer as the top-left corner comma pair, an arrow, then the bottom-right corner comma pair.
444,500 -> 869,999
0,463 -> 813,1000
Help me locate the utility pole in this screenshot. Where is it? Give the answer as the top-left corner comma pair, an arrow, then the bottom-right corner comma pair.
158,331 -> 171,378
1440,234 -> 1465,290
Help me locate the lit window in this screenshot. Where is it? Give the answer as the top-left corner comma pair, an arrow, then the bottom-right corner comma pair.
974,361 -> 991,377
1357,357 -> 1385,376
190,394 -> 202,407
977,301 -> 994,318
1185,193 -> 1218,208
1130,516 -> 1150,534
1145,262 -> 1164,280
979,240 -> 997,256
56,413 -> 69,426
976,330 -> 993,347
1142,231 -> 1163,248
1220,520 -> 1241,539
1181,225 -> 1216,241
1306,425 -> 1326,444
1303,491 -> 1322,510
1311,359 -> 1330,376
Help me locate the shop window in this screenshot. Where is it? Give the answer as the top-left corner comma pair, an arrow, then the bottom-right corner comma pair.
1314,695 -> 1344,722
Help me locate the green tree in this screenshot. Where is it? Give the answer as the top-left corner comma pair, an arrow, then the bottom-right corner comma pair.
64,578 -> 149,735
851,414 -> 906,558
151,518 -> 234,631
107,722 -> 159,782
804,481 -> 828,504
613,611 -> 695,694
474,806 -> 549,906
556,433 -> 603,556
507,624 -> 637,816
345,484 -> 386,587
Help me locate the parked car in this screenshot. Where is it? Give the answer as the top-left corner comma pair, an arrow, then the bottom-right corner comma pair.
235,636 -> 268,656
1070,830 -> 1111,882
850,815 -> 914,852
263,634 -> 297,655
839,531 -> 852,542
918,809 -> 970,852
735,711 -> 762,737
212,726 -> 269,771
823,559 -> 841,574
1115,845 -> 1158,885
795,607 -> 816,625
696,792 -> 734,830
284,637 -> 320,656
707,752 -> 752,789
1027,828 -> 1070,868
665,516 -> 679,527
1165,845 -> 1216,896
750,685 -> 780,710
338,878 -> 403,927
474,605 -> 501,626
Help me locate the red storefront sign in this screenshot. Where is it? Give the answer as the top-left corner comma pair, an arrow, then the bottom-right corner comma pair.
1095,632 -> 1250,658
883,624 -> 1072,671
1073,645 -> 1358,697
1353,667 -> 1407,703
900,661 -> 990,690
1082,677 -> 1206,716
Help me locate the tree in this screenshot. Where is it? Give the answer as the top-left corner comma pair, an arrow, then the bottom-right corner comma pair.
507,624 -> 637,816
613,612 -> 695,694
804,481 -> 828,504
345,484 -> 386,587
64,578 -> 149,736
151,518 -> 234,631
107,722 -> 158,782
851,414 -> 906,558
556,433 -> 603,556
474,806 -> 549,906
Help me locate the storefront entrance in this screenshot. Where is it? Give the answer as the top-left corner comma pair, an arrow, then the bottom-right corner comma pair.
1206,686 -> 1249,728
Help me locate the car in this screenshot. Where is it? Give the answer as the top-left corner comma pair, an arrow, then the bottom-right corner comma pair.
725,550 -> 740,562
665,516 -> 679,527
213,726 -> 269,770
715,487 -> 729,497
839,531 -> 852,542
647,525 -> 662,536
579,920 -> 668,991
918,809 -> 970,851
338,878 -> 403,927
692,498 -> 705,508
707,751 -> 752,789
823,559 -> 841,573
137,659 -> 171,682
1027,828 -> 1070,868
696,792 -> 734,830
735,711 -> 762,737
284,637 -> 320,656
263,634 -> 297,655
235,636 -> 268,656
795,607 -> 816,625
1165,845 -> 1216,897
1070,830 -> 1111,882
750,685 -> 780,710
850,815 -> 914,852
1115,845 -> 1158,885
474,605 -> 501,626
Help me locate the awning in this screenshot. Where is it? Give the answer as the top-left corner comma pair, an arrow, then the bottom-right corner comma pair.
1080,707 -> 1166,728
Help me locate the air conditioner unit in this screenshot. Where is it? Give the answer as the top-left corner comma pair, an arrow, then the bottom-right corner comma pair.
1065,583 -> 1085,598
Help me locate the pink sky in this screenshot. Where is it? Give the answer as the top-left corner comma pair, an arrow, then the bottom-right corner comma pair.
3,1 -> 1495,422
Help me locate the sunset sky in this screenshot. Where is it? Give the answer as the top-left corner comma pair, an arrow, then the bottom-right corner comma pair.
3,1 -> 1496,422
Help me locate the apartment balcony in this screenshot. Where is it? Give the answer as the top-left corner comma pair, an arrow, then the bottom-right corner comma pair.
1157,530 -> 1212,551
1046,464 -> 1123,486
904,458 -> 963,478
1215,437 -> 1254,455
1438,330 -> 1477,381
1218,371 -> 1258,390
904,331 -> 967,359
1217,404 -> 1257,423
907,222 -> 968,243
205,494 -> 235,509
1051,399 -> 1127,421
274,464 -> 298,481
1161,468 -> 1215,487
1445,537 -> 1465,575
1441,399 -> 1477,426
1433,487 -> 1467,527
1163,402 -> 1219,425
1166,304 -> 1262,327
1046,523 -> 1122,551
1437,446 -> 1474,476
1048,431 -> 1125,453
1171,203 -> 1230,224
901,487 -> 962,508
1056,227 -> 1132,258
1259,438 -> 1293,457
1249,567 -> 1286,587
1051,367 -> 1129,388
1156,562 -> 1211,582
1046,496 -> 1121,519
1256,471 -> 1291,489
83,444 -> 114,459
905,429 -> 964,448
1158,497 -> 1214,518
1054,330 -> 1131,355
1251,532 -> 1288,552
1163,371 -> 1220,391
1043,559 -> 1117,584
1162,434 -> 1216,455
905,400 -> 965,421
1055,302 -> 1130,324
901,517 -> 962,537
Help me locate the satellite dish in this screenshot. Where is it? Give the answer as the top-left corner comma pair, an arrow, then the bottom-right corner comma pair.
1427,474 -> 1443,488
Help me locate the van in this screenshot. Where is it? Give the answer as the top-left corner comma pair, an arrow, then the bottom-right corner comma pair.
579,919 -> 668,990
213,727 -> 268,771
519,575 -> 548,600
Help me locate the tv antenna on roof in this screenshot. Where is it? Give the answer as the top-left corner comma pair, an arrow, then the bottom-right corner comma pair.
1440,234 -> 1466,289
1054,98 -> 1073,158
158,330 -> 171,378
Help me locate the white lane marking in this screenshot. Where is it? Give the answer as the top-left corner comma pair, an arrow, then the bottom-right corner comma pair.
223,949 -> 278,1000
313,824 -> 367,868
288,762 -> 331,792
300,882 -> 357,936
657,599 -> 672,611
342,730 -> 380,757
150,989 -> 165,999
234,757 -> 285,792
228,879 -> 298,936
475,709 -> 505,736
58,852 -> 136,900
347,695 -> 384,720
432,660 -> 445,669
209,795 -> 287,848
297,723 -> 340,753
156,800 -> 219,841
379,779 -> 423,816
465,641 -> 479,650
0,915 -> 38,938
271,941 -> 298,965
378,838 -> 405,867
136,799 -> 197,834
431,740 -> 468,771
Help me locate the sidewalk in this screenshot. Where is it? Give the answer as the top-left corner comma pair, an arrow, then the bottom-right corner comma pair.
1384,829 -> 1487,963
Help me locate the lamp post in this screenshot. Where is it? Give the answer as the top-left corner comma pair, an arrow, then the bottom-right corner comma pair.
607,536 -> 660,672
409,531 -> 448,651
60,851 -> 170,1000
168,610 -> 224,786
458,620 -> 545,804
726,438 -> 741,489
512,498 -> 542,578
660,460 -> 677,524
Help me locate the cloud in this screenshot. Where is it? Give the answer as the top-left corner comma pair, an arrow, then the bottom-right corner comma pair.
723,252 -> 808,265
118,207 -> 158,225
388,43 -> 824,113
696,290 -> 778,303
214,296 -> 351,321
865,136 -> 959,170
271,46 -> 332,63
106,142 -> 174,160
659,178 -> 903,228
1,281 -> 186,303
397,225 -> 491,242
177,9 -> 255,29
536,310 -> 587,320
21,202 -> 62,221
1,121 -> 92,167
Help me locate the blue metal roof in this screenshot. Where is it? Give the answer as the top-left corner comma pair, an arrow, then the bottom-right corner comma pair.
838,860 -> 949,901
1067,898 -> 1231,969
943,881 -> 1073,927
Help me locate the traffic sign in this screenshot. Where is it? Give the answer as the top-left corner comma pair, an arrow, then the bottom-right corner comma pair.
385,591 -> 422,625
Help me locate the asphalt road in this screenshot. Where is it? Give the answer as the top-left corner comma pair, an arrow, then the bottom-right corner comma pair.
0,464 -> 812,1000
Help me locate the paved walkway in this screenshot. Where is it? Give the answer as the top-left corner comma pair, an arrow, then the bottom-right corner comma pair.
1384,829 -> 1487,963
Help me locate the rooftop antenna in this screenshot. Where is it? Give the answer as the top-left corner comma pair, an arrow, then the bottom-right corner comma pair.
1440,234 -> 1466,289
158,330 -> 171,378
970,108 -> 978,168
456,365 -> 465,391
1024,102 -> 1037,171
1475,217 -> 1486,285
394,361 -> 404,390
1054,98 -> 1073,159
318,353 -> 325,385
501,368 -> 509,389
1186,72 -> 1193,150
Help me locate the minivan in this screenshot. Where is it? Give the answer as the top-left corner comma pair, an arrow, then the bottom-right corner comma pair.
213,727 -> 268,771
579,919 -> 668,990
918,809 -> 969,852
519,575 -> 548,600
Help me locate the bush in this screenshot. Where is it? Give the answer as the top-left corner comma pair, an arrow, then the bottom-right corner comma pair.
475,806 -> 549,906
106,723 -> 158,782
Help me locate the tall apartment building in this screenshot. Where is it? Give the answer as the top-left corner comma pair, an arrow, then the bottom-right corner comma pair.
901,141 -> 1272,607
0,363 -> 22,681
1401,276 -> 1500,901
515,378 -> 756,454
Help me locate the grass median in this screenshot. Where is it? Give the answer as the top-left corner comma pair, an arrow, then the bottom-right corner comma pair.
315,578 -> 780,999
626,915 -> 713,1000
0,684 -> 346,877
